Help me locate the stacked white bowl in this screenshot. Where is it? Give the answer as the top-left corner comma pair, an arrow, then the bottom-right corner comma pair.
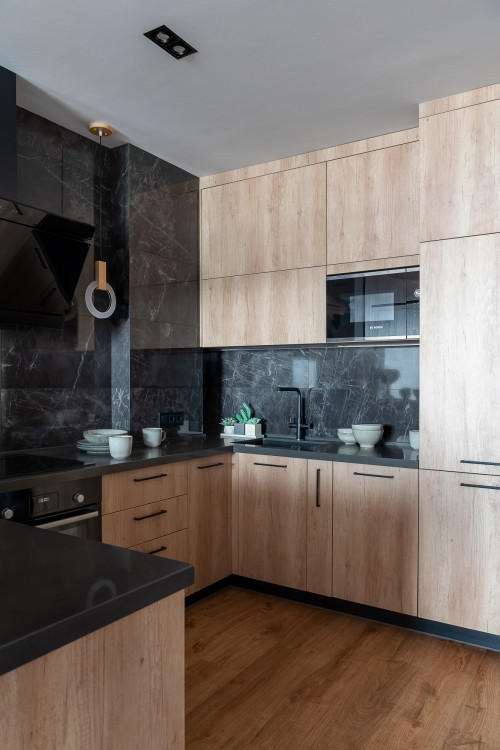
337,428 -> 356,445
351,424 -> 384,448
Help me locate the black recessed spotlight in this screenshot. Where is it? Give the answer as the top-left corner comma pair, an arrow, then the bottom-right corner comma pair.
144,24 -> 197,60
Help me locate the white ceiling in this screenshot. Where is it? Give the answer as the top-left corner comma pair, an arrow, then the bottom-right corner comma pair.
1,0 -> 500,177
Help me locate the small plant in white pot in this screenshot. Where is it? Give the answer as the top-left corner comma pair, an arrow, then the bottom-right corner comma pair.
220,417 -> 236,435
234,403 -> 262,437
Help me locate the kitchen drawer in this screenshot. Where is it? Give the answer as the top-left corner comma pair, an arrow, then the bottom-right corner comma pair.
129,529 -> 188,563
102,462 -> 188,514
101,496 -> 188,548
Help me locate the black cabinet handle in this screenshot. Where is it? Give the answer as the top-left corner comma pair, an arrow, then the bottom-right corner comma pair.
353,471 -> 394,479
460,483 -> 500,491
133,473 -> 167,483
315,468 -> 321,507
147,545 -> 167,555
133,509 -> 167,521
254,462 -> 287,469
197,462 -> 224,470
460,460 -> 500,467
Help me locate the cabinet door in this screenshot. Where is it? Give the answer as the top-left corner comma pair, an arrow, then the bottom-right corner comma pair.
332,463 -> 418,615
201,164 -> 326,278
327,141 -> 419,265
200,266 -> 325,347
101,496 -> 188,548
420,236 -> 500,475
306,460 -> 333,597
419,470 -> 500,633
420,98 -> 500,241
187,455 -> 231,594
102,462 -> 187,513
238,453 -> 307,589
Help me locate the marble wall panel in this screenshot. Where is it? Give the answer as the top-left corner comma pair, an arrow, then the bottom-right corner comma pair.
203,345 -> 419,443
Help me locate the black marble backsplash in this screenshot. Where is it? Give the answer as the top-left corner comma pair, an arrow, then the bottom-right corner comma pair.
204,345 -> 419,443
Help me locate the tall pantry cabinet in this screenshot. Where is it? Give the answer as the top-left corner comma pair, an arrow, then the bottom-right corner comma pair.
419,84 -> 500,634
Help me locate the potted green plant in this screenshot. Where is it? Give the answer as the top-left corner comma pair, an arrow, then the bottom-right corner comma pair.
234,403 -> 262,437
220,416 -> 236,435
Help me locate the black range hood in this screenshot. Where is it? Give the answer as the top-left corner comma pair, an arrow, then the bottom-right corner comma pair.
0,198 -> 94,328
0,66 -> 17,201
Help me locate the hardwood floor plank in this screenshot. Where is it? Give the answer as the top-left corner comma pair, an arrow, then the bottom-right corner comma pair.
185,588 -> 500,750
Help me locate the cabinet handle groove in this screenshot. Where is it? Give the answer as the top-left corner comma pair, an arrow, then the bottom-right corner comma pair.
316,468 -> 320,508
133,473 -> 167,483
147,545 -> 167,555
133,509 -> 167,521
460,460 -> 500,467
253,462 -> 287,469
197,462 -> 224,470
353,471 -> 394,479
460,483 -> 500,491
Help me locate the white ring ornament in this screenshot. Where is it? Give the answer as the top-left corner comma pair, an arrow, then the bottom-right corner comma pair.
85,280 -> 116,319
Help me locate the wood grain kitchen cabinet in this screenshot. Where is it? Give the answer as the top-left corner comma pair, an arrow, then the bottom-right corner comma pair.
419,235 -> 500,475
419,469 -> 500,634
420,96 -> 500,241
101,463 -> 189,580
306,460 -> 333,597
102,462 -> 187,513
327,141 -> 419,265
101,496 -> 187,548
187,454 -> 231,594
200,266 -> 326,347
238,453 -> 307,589
332,462 -> 418,615
200,164 -> 326,278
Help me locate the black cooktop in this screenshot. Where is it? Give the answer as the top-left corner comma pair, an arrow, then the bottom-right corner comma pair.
0,454 -> 95,480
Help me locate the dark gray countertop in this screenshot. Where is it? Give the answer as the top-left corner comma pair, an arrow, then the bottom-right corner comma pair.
232,437 -> 418,469
0,520 -> 193,676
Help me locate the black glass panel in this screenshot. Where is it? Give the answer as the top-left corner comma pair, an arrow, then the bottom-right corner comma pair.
0,454 -> 93,480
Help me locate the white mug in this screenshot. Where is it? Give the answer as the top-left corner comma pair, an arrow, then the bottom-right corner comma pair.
142,427 -> 166,447
109,434 -> 133,459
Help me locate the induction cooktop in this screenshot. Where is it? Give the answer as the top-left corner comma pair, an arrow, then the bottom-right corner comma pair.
0,454 -> 95,480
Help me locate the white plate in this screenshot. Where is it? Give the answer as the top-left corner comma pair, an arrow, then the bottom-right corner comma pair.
76,441 -> 110,453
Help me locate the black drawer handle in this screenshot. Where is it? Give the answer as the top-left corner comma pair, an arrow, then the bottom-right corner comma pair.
254,462 -> 287,469
460,460 -> 500,467
353,471 -> 394,479
133,473 -> 167,483
316,468 -> 320,508
148,545 -> 167,555
133,509 -> 167,521
197,462 -> 224,470
460,483 -> 500,491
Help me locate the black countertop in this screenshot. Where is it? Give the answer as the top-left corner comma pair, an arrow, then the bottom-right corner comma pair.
0,520 -> 193,676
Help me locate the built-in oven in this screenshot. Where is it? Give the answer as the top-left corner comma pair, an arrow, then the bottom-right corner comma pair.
0,455 -> 101,541
326,266 -> 419,343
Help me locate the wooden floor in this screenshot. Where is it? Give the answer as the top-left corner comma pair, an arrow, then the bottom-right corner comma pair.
185,586 -> 500,750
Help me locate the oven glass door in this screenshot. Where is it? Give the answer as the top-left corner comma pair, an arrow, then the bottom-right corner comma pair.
327,268 -> 412,342
35,507 -> 101,541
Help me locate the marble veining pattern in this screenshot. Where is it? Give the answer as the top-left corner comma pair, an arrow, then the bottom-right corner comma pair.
204,345 -> 419,443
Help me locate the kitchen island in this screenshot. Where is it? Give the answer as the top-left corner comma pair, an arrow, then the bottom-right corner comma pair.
0,520 -> 193,750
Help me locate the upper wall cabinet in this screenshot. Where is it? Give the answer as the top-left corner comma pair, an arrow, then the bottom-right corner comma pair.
200,163 -> 326,279
327,141 -> 419,266
201,266 -> 325,347
420,88 -> 500,242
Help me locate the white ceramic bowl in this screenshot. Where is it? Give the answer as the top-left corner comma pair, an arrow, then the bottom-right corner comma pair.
337,428 -> 356,445
83,429 -> 128,444
351,424 -> 383,448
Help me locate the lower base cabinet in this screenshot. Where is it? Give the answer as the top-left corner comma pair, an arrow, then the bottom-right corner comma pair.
187,454 -> 231,594
419,469 -> 500,634
238,453 -> 308,589
306,460 -> 333,597
332,462 -> 418,615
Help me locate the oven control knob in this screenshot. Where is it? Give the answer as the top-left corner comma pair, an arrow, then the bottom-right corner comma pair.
73,493 -> 85,504
1,508 -> 14,520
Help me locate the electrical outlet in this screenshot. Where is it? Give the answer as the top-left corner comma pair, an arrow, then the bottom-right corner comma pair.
158,411 -> 184,429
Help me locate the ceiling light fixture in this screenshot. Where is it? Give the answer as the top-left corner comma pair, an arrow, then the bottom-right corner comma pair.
143,24 -> 197,60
